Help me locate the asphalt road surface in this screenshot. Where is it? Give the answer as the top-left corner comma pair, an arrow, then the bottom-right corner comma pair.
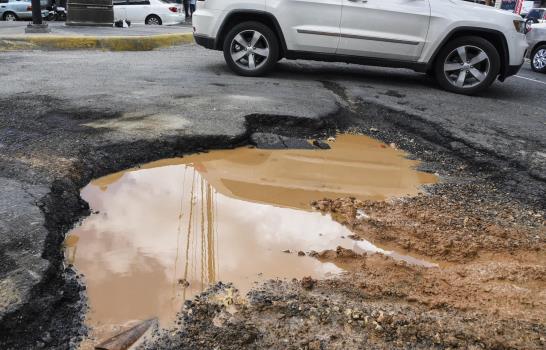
0,43 -> 545,349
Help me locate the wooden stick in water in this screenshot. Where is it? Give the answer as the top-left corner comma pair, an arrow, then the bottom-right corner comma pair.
95,318 -> 157,350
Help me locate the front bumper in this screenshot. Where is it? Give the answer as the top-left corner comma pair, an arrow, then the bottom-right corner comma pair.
194,34 -> 216,50
162,13 -> 185,25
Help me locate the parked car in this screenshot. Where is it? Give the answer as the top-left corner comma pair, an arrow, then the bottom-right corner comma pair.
113,0 -> 183,25
527,23 -> 546,73
0,0 -> 48,21
525,8 -> 546,24
193,0 -> 528,95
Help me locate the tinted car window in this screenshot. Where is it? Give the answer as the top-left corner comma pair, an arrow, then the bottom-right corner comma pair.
127,0 -> 150,4
527,9 -> 544,21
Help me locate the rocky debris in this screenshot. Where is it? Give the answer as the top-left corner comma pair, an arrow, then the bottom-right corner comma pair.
250,132 -> 315,150
301,277 -> 316,290
297,251 -> 306,256
177,279 -> 190,287
141,284 -> 259,350
312,140 -> 331,150
313,183 -> 545,262
308,251 -> 319,258
142,276 -> 546,350
312,198 -> 360,226
318,246 -> 363,260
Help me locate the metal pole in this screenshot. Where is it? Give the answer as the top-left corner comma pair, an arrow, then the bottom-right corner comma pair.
31,0 -> 42,25
25,0 -> 50,32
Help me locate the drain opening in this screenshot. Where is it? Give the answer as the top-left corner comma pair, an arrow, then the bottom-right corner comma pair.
65,134 -> 437,341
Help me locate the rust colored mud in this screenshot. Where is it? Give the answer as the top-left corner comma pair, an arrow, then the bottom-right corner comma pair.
65,134 -> 437,339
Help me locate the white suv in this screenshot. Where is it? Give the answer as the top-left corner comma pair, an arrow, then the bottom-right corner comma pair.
193,0 -> 528,95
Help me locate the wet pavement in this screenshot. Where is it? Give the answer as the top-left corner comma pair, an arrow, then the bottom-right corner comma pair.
66,134 -> 437,337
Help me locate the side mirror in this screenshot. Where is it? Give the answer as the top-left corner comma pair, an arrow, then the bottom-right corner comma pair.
525,19 -> 533,34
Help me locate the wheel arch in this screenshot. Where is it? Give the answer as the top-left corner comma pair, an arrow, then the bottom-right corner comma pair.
215,10 -> 286,58
531,41 -> 546,55
428,27 -> 509,81
3,11 -> 18,20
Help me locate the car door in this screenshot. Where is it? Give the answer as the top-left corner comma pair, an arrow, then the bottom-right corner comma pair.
0,0 -> 8,17
337,0 -> 431,61
267,0 -> 342,54
125,0 -> 150,23
113,0 -> 128,21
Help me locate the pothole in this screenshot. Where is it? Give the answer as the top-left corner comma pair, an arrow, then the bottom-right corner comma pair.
64,134 -> 437,345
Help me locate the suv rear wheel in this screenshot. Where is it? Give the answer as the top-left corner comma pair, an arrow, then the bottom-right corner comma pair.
531,44 -> 546,73
434,36 -> 500,95
223,21 -> 279,77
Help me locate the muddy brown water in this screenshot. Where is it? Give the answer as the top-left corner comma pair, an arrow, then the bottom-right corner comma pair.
65,134 -> 437,341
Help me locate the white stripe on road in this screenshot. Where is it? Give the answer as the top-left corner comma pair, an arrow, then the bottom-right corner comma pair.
514,75 -> 546,85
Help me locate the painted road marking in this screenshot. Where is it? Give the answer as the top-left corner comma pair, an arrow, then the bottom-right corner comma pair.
515,75 -> 546,85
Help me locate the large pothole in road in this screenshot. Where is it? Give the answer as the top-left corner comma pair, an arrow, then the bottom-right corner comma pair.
64,134 -> 437,345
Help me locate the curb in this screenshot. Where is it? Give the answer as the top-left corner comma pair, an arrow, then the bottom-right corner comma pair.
0,33 -> 194,51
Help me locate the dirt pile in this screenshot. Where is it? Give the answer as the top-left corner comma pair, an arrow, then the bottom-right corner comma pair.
312,183 -> 545,262
143,182 -> 545,350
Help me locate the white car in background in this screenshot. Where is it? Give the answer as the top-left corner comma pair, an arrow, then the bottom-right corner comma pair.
0,0 -> 48,21
113,0 -> 183,25
527,23 -> 546,73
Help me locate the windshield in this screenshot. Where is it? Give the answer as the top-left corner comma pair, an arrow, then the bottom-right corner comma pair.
528,10 -> 544,20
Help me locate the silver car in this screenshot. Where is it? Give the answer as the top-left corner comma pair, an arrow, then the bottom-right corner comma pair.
0,0 -> 48,21
527,23 -> 546,73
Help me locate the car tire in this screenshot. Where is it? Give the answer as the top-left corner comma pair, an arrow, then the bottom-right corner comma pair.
530,45 -> 546,73
3,12 -> 18,21
145,14 -> 162,25
434,36 -> 500,95
222,21 -> 279,77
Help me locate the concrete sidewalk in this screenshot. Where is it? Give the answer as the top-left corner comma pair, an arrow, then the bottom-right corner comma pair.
0,22 -> 194,51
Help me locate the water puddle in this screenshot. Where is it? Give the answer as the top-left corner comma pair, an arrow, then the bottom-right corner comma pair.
65,134 -> 437,339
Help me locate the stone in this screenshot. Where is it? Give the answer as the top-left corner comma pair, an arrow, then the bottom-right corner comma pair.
301,276 -> 316,290
312,140 -> 331,150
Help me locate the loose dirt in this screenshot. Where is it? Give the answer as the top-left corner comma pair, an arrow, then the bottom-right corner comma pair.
143,182 -> 545,350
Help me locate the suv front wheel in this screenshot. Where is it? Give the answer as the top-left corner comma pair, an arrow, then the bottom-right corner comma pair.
434,36 -> 500,95
223,21 -> 279,77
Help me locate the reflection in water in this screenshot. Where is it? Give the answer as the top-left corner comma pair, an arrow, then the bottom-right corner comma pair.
65,134 -> 437,331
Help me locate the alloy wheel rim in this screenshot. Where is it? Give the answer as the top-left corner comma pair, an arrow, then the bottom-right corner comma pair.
148,17 -> 159,25
443,45 -> 490,89
533,49 -> 546,70
230,30 -> 270,71
5,14 -> 16,21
